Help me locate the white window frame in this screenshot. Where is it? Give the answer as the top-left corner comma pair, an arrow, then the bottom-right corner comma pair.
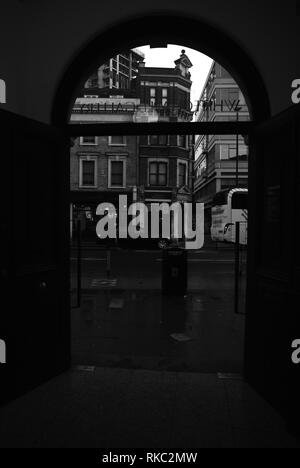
148,158 -> 169,187
79,155 -> 98,188
108,156 -> 127,188
177,160 -> 188,187
108,135 -> 127,146
80,136 -> 97,146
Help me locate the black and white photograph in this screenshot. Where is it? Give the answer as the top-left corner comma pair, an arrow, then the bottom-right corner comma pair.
0,0 -> 300,451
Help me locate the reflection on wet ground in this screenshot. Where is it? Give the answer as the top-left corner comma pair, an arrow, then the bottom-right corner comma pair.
72,287 -> 245,373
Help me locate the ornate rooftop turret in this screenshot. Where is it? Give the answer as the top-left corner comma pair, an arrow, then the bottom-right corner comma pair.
174,50 -> 193,79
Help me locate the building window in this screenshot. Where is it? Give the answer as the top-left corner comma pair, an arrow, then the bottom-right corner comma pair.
149,135 -> 168,146
149,135 -> 158,145
238,144 -> 248,156
200,158 -> 207,174
178,135 -> 187,148
108,158 -> 126,188
162,88 -> 168,106
119,75 -> 129,89
108,135 -> 126,146
150,87 -> 156,106
220,144 -> 247,160
197,157 -> 207,177
149,161 -> 168,186
80,136 -> 97,146
220,145 -> 229,160
178,161 -> 188,187
229,145 -> 237,159
79,157 -> 97,187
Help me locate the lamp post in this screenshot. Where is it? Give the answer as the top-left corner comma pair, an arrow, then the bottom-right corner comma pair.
235,107 -> 242,187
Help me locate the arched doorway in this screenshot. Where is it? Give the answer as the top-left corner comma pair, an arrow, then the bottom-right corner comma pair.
50,14 -> 272,376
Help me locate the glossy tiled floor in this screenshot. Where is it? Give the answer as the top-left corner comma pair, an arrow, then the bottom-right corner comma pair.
0,367 -> 299,448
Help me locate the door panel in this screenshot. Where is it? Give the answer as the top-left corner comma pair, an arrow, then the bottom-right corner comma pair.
245,105 -> 300,425
0,110 -> 70,404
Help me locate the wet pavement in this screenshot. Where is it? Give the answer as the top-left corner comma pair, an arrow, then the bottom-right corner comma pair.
71,242 -> 246,373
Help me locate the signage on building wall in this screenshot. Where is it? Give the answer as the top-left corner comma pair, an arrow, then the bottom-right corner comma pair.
73,97 -> 247,117
74,97 -> 140,114
197,99 -> 243,113
74,101 -> 192,116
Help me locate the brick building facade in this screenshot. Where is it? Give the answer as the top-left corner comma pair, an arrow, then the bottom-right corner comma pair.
70,49 -> 195,240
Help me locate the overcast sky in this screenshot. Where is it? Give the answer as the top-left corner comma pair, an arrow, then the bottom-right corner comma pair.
137,44 -> 214,111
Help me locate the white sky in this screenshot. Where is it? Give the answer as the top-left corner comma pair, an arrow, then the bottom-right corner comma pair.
137,44 -> 214,111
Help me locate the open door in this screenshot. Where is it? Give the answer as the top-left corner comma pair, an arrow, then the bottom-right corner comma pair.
245,105 -> 300,426
0,110 -> 70,404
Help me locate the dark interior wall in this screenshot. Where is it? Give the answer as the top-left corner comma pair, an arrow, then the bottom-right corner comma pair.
0,1 -> 23,117
245,104 -> 300,424
0,0 -> 299,123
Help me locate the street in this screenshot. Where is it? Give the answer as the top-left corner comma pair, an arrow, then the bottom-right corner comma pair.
70,240 -> 246,373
